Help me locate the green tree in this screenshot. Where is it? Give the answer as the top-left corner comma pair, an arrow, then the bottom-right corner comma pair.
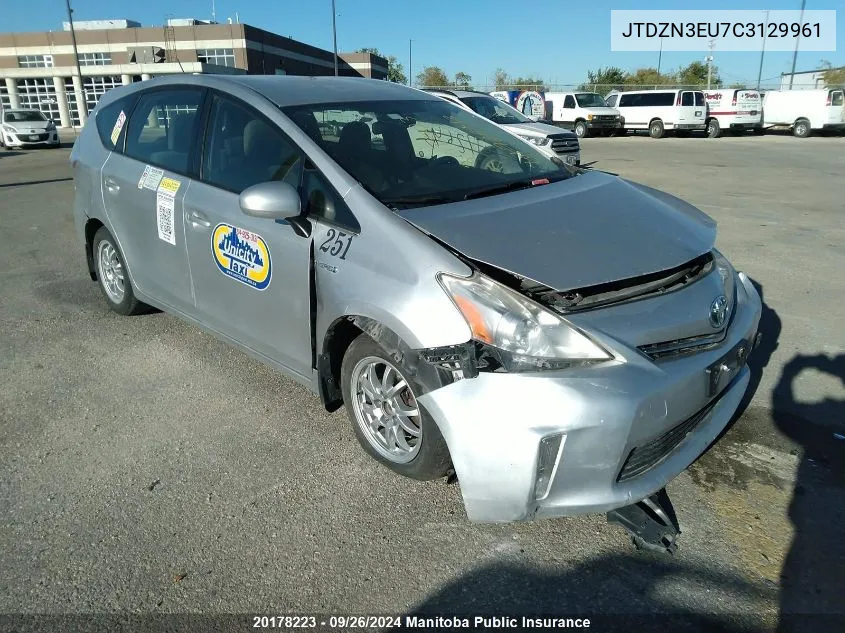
819,60 -> 845,87
728,82 -> 746,89
416,66 -> 450,88
578,66 -> 626,93
454,71 -> 472,88
675,61 -> 721,88
512,76 -> 545,90
356,47 -> 407,84
493,68 -> 510,90
624,67 -> 674,89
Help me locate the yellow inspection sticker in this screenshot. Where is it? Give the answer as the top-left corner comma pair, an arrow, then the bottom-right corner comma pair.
158,177 -> 181,196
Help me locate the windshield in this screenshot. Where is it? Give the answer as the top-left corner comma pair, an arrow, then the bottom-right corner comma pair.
284,99 -> 573,210
574,93 -> 608,108
4,109 -> 47,123
459,95 -> 531,125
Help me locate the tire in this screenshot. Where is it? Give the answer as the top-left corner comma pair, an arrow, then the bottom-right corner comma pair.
706,118 -> 721,138
574,120 -> 589,138
340,333 -> 452,481
92,227 -> 147,316
793,118 -> 811,138
648,119 -> 665,139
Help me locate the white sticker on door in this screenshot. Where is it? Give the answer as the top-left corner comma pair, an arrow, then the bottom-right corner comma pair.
138,165 -> 164,190
156,191 -> 176,245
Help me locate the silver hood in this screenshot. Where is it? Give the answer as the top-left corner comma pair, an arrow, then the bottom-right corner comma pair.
504,120 -> 576,138
3,120 -> 51,132
400,171 -> 716,292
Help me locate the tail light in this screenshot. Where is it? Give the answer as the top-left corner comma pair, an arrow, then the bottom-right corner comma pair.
676,93 -> 681,105
826,92 -> 832,106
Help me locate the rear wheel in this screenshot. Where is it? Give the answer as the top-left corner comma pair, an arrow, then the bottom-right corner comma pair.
341,334 -> 452,480
793,118 -> 811,138
648,119 -> 665,139
93,227 -> 148,316
574,120 -> 589,138
706,118 -> 722,138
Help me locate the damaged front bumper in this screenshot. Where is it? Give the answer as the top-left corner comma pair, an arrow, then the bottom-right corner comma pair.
417,273 -> 762,523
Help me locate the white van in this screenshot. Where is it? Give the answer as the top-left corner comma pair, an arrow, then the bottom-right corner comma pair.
543,92 -> 623,138
605,89 -> 706,138
703,89 -> 763,138
762,88 -> 845,137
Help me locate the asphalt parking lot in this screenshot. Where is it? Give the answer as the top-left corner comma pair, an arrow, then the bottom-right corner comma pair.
1,134 -> 843,632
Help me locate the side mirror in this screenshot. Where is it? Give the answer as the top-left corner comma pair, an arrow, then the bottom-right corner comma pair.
240,181 -> 301,220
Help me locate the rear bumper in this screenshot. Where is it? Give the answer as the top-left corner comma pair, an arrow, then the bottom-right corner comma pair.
419,273 -> 762,523
672,123 -> 706,130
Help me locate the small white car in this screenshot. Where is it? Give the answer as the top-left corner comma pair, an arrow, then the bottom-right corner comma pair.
703,89 -> 763,138
0,108 -> 60,149
543,92 -> 623,138
425,89 -> 581,166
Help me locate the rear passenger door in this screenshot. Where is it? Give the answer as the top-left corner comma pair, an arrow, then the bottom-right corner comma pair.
100,87 -> 205,313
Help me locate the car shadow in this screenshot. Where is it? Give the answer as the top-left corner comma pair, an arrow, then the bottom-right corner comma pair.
0,177 -> 73,188
772,353 -> 845,632
0,150 -> 26,158
403,554 -> 777,632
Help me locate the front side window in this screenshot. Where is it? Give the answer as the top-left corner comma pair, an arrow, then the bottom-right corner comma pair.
285,99 -> 573,210
574,93 -> 607,108
605,94 -> 618,107
124,89 -> 203,174
460,95 -> 530,125
201,95 -> 302,194
563,95 -> 576,108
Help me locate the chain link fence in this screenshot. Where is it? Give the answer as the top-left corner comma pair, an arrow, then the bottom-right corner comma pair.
419,83 -> 785,95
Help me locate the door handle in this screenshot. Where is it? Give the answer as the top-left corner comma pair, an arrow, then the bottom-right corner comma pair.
104,177 -> 120,194
187,209 -> 212,228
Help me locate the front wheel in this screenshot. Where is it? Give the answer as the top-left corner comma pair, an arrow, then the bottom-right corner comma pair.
341,334 -> 452,480
574,120 -> 589,138
648,119 -> 665,139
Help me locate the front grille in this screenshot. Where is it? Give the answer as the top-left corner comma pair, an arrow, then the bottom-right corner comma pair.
639,331 -> 727,361
22,133 -> 48,141
594,115 -> 618,121
617,398 -> 719,482
551,138 -> 579,154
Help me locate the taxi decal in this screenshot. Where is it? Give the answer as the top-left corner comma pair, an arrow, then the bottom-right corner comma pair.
212,223 -> 272,290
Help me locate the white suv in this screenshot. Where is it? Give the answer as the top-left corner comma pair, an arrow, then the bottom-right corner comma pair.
425,89 -> 581,166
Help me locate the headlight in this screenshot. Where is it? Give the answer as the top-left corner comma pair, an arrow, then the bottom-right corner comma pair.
712,250 -> 737,323
587,114 -> 594,121
1,125 -> 16,133
438,272 -> 612,372
46,121 -> 56,130
517,135 -> 551,147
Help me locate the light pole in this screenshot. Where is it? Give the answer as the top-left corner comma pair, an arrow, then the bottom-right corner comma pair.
64,0 -> 87,124
756,10 -> 770,90
706,40 -> 715,89
331,0 -> 338,76
657,38 -> 663,76
408,39 -> 413,87
789,0 -> 807,89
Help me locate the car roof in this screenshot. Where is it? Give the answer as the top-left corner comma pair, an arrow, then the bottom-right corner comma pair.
424,88 -> 492,99
113,74 -> 437,108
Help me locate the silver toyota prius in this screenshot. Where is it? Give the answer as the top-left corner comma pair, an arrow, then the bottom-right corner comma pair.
71,75 -> 761,543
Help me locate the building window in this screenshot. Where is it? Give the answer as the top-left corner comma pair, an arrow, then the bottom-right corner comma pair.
15,78 -> 60,121
17,55 -> 54,68
0,83 -> 9,111
64,76 -> 122,126
79,52 -> 112,66
196,48 -> 236,67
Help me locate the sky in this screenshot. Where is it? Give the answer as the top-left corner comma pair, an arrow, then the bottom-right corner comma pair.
3,0 -> 843,88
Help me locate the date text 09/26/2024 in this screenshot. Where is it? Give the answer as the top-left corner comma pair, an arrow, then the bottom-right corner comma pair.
251,615 -> 592,629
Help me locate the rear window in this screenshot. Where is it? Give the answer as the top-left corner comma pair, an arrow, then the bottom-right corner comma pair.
695,92 -> 705,106
681,92 -> 694,106
95,97 -> 134,152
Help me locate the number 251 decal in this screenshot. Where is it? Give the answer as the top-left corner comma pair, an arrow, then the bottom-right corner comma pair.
319,228 -> 354,260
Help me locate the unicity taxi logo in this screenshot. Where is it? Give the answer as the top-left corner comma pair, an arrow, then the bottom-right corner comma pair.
212,224 -> 272,290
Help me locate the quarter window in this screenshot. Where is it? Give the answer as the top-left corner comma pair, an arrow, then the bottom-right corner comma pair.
124,89 -> 204,174
201,95 -> 302,193
95,96 -> 136,151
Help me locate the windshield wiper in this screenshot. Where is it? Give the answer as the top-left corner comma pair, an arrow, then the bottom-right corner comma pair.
381,195 -> 456,209
463,176 -> 566,201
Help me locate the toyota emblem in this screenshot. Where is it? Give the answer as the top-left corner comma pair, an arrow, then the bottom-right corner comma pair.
709,295 -> 729,329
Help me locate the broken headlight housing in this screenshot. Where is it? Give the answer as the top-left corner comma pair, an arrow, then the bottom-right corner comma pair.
712,249 -> 737,325
438,272 -> 612,372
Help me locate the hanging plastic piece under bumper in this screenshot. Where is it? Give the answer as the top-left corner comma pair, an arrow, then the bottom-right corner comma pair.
606,488 -> 681,554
